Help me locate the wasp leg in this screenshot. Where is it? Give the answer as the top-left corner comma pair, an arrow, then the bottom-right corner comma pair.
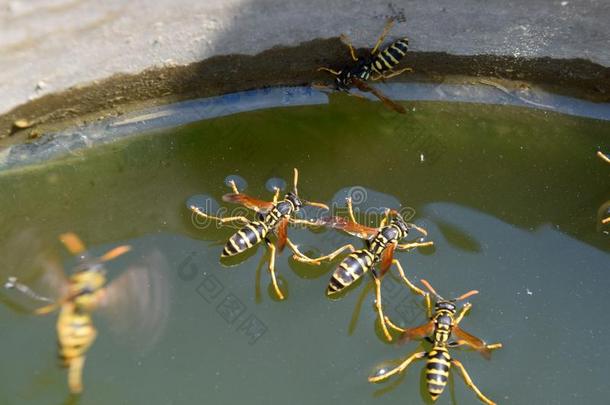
391,259 -> 425,296
454,302 -> 472,325
264,239 -> 285,300
451,359 -> 497,405
339,33 -> 359,61
371,18 -> 396,54
425,292 -> 433,318
369,351 -> 426,383
603,217 -> 610,224
383,292 -> 431,332
289,218 -> 325,227
35,302 -> 60,315
285,237 -> 320,263
190,206 -> 249,225
318,67 -> 342,76
597,150 -> 610,163
379,208 -> 391,227
227,179 -> 241,194
272,187 -> 280,204
344,197 -> 359,223
371,67 -> 413,81
450,340 -> 503,352
373,276 -> 393,341
396,241 -> 434,250
291,243 -> 356,264
384,315 -> 406,333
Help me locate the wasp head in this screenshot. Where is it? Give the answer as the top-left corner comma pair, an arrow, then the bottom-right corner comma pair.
285,192 -> 303,211
435,300 -> 457,314
392,215 -> 411,239
334,71 -> 352,92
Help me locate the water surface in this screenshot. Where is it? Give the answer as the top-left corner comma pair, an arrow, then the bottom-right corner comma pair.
0,97 -> 609,404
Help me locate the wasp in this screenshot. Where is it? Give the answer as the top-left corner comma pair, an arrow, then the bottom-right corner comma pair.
369,279 -> 502,405
190,168 -> 328,300
4,232 -> 169,395
292,197 -> 433,340
597,151 -> 610,225
316,18 -> 412,114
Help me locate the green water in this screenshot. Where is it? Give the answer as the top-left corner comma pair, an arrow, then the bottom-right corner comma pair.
0,98 -> 609,404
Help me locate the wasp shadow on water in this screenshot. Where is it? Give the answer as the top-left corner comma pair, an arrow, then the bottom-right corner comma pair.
434,220 -> 482,254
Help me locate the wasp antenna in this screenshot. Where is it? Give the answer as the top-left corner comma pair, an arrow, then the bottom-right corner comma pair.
304,200 -> 329,210
100,245 -> 132,262
293,168 -> 299,195
420,279 -> 443,300
407,223 -> 428,237
60,232 -> 86,255
454,290 -> 479,302
597,150 -> 610,163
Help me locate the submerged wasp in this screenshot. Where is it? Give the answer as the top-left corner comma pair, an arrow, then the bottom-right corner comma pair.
316,18 -> 412,114
190,168 -> 328,300
292,198 -> 432,340
3,232 -> 169,395
597,151 -> 610,225
370,279 -> 502,405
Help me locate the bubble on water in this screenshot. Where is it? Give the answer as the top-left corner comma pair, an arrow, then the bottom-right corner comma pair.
371,367 -> 389,378
224,175 -> 248,191
186,194 -> 220,213
265,177 -> 287,193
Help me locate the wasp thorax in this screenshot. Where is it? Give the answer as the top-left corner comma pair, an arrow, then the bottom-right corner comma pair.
381,225 -> 399,240
335,72 -> 352,91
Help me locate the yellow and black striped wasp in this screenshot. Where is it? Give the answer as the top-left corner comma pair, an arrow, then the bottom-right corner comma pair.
190,168 -> 328,300
316,18 -> 412,114
292,198 -> 432,340
597,151 -> 610,225
4,232 -> 169,395
370,279 -> 502,405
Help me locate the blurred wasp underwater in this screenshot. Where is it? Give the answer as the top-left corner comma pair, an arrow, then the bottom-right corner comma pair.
3,232 -> 170,395
597,151 -> 610,225
369,279 -> 502,405
315,18 -> 412,114
190,168 -> 328,300
292,198 -> 433,341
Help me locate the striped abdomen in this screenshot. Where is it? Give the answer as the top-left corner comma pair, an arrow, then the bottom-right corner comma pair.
222,221 -> 269,257
371,39 -> 409,74
426,348 -> 452,401
57,304 -> 97,367
326,250 -> 375,295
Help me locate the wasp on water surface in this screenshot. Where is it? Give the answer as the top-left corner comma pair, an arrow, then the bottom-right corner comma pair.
292,198 -> 433,340
190,168 -> 328,300
369,279 -> 502,405
597,151 -> 610,225
316,18 -> 412,114
4,232 -> 169,395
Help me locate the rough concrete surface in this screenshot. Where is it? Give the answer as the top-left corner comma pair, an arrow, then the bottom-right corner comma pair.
2,0 -> 609,112
0,0 -> 608,140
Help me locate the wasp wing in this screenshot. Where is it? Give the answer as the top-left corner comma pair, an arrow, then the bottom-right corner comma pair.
322,216 -> 379,240
398,320 -> 435,344
453,325 -> 493,360
1,230 -> 68,313
351,79 -> 407,114
222,193 -> 274,213
98,250 -> 171,352
276,217 -> 289,252
379,242 -> 396,277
